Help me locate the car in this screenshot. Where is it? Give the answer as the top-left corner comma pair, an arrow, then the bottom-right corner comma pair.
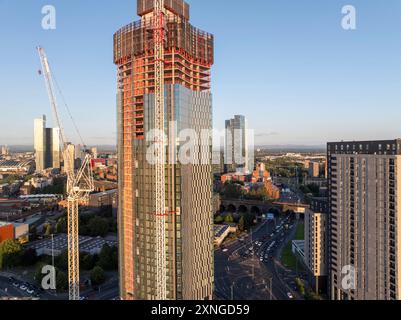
287,292 -> 294,299
12,282 -> 19,287
222,248 -> 228,253
259,257 -> 263,262
27,288 -> 34,295
20,285 -> 27,291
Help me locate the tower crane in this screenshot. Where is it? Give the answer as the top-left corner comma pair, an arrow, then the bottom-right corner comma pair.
153,0 -> 167,300
37,46 -> 94,300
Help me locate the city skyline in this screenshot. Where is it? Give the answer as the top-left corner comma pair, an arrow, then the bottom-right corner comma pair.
1,0 -> 401,146
2,0 -> 401,306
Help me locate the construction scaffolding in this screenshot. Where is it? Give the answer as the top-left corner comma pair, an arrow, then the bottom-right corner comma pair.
114,16 -> 214,67
137,0 -> 190,20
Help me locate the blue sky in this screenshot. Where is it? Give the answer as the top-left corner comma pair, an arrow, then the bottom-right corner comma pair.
0,0 -> 401,146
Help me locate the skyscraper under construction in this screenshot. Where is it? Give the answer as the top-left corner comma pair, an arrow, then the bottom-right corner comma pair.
114,0 -> 214,300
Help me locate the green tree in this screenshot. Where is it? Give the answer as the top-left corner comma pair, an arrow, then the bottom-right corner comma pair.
35,262 -> 47,285
88,217 -> 109,237
243,212 -> 256,230
214,215 -> 223,224
0,239 -> 22,269
224,214 -> 234,223
81,253 -> 97,271
55,250 -> 68,271
56,270 -> 68,292
56,217 -> 67,234
44,223 -> 53,237
238,216 -> 245,232
20,248 -> 38,266
222,182 -> 243,199
97,244 -> 118,270
90,266 -> 106,286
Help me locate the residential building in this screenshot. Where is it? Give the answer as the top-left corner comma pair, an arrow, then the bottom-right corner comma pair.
114,0 -> 214,300
328,140 -> 401,300
1,146 -> 10,156
91,147 -> 98,159
308,161 -> 320,178
34,115 -> 60,172
63,142 -> 75,173
305,197 -> 329,294
225,115 -> 253,174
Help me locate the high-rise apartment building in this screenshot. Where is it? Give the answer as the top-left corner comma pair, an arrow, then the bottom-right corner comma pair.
91,147 -> 98,160
305,197 -> 329,294
34,116 -> 46,172
308,161 -> 320,178
114,0 -> 214,300
1,145 -> 10,156
63,143 -> 76,174
225,115 -> 253,174
328,140 -> 401,300
34,115 -> 61,172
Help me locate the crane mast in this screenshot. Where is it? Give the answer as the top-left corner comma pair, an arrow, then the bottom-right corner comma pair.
153,0 -> 167,300
37,47 -> 94,300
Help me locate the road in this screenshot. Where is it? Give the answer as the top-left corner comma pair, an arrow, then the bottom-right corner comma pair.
214,214 -> 303,300
0,274 -> 56,300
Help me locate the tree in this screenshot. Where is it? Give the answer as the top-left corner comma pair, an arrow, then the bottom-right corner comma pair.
20,248 -> 38,266
238,216 -> 245,232
0,239 -> 22,269
90,266 -> 106,286
44,223 -> 53,237
222,182 -> 243,199
97,244 -> 118,270
243,212 -> 256,230
56,217 -> 67,234
35,262 -> 47,285
56,270 -> 68,292
88,217 -> 109,237
81,253 -> 97,271
55,250 -> 68,271
214,215 -> 223,224
224,214 -> 234,223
